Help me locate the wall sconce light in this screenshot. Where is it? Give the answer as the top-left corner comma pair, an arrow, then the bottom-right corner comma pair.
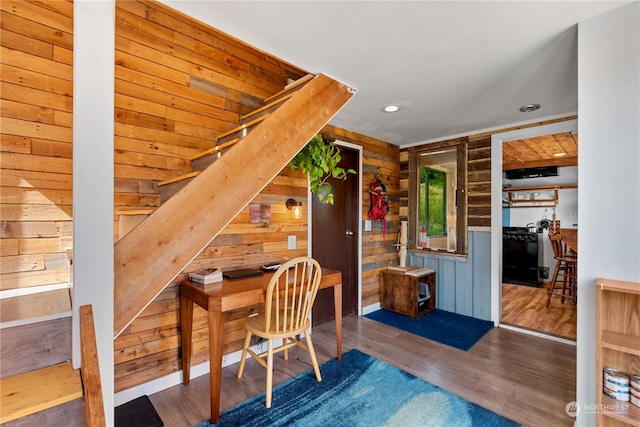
286,198 -> 302,219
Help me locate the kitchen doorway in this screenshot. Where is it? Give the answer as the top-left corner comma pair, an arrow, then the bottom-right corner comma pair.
490,120 -> 578,343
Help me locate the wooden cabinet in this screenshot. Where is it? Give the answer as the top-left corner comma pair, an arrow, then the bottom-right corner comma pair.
596,278 -> 640,427
380,270 -> 436,318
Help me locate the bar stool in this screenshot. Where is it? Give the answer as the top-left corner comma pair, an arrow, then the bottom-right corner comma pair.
546,232 -> 577,306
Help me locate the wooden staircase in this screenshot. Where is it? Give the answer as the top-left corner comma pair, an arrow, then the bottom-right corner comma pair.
156,73 -> 317,203
0,286 -> 82,425
0,294 -> 105,425
114,73 -> 355,337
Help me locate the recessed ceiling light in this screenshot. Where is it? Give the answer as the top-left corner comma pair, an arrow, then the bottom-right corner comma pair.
553,152 -> 567,157
519,104 -> 541,113
382,104 -> 401,113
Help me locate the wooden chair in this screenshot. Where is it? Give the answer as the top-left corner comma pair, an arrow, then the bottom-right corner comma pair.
546,232 -> 577,306
237,257 -> 323,408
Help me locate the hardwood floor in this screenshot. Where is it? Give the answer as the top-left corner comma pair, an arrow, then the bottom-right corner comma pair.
149,314 -> 576,427
501,282 -> 577,341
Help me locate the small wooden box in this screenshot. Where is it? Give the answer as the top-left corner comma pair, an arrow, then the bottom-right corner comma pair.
380,269 -> 436,318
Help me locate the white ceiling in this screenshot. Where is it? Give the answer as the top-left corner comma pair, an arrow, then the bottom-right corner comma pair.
162,1 -> 630,148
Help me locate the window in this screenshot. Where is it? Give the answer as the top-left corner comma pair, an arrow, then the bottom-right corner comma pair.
420,167 -> 447,237
409,144 -> 467,255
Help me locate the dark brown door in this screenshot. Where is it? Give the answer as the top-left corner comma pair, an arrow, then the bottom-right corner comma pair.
312,146 -> 359,326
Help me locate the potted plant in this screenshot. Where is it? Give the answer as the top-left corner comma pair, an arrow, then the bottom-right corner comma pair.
289,134 -> 356,204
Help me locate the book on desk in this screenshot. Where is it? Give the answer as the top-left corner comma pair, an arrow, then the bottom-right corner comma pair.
188,268 -> 222,284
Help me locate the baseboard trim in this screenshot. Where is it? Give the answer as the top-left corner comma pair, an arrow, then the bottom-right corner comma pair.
362,303 -> 380,316
499,323 -> 576,346
114,339 -> 284,406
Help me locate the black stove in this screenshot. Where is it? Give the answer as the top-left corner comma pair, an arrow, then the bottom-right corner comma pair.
503,227 -> 543,287
503,227 -> 540,242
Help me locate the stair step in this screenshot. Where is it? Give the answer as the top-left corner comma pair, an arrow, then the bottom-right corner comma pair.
0,362 -> 83,424
217,114 -> 269,145
0,288 -> 71,324
1,317 -> 72,379
117,209 -> 156,241
157,171 -> 200,187
263,73 -> 314,105
190,138 -> 239,171
241,92 -> 294,124
157,171 -> 201,204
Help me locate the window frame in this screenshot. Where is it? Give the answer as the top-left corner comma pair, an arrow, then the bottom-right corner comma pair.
408,142 -> 468,256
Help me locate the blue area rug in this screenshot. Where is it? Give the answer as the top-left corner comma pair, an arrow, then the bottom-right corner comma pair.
365,309 -> 494,351
195,349 -> 519,427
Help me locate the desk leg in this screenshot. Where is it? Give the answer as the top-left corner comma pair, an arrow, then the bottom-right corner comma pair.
333,282 -> 342,361
180,295 -> 193,385
209,310 -> 225,425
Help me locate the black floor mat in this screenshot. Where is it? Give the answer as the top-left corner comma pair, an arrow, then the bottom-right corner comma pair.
115,395 -> 164,427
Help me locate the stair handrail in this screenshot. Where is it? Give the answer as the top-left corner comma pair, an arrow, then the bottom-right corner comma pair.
80,304 -> 106,426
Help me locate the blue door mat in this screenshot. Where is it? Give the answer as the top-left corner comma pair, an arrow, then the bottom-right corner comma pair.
365,308 -> 494,351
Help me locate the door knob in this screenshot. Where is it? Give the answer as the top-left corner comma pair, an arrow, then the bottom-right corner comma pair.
345,230 -> 354,237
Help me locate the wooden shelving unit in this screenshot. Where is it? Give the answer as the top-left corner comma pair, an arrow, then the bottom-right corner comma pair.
596,278 -> 640,426
503,185 -> 577,208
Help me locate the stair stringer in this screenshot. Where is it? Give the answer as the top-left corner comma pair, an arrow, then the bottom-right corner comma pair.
113,73 -> 355,337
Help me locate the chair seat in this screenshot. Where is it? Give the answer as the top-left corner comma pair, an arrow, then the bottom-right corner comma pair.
557,254 -> 577,262
244,311 -> 310,339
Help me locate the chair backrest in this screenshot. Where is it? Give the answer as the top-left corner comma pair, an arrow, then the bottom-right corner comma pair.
549,232 -> 564,259
263,257 -> 322,334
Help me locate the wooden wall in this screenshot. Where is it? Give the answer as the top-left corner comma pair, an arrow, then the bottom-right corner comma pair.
8,0 -> 581,396
110,0 -> 400,392
0,0 -> 74,292
400,136 -> 491,230
0,0 -> 400,393
399,117 -> 579,231
112,0 -> 306,232
112,0 -> 314,392
322,125 -> 400,309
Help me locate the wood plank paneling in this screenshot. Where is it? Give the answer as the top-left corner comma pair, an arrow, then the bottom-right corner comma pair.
0,1 -> 73,293
2,0 -> 580,400
111,0 -> 316,392
321,125 -> 400,309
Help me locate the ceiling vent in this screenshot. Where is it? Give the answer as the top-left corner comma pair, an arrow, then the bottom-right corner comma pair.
505,166 -> 558,180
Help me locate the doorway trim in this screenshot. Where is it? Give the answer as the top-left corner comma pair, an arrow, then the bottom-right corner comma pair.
307,140 -> 363,316
490,119 -> 578,325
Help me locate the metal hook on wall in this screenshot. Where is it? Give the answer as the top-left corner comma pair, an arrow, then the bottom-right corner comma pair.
375,168 -> 391,182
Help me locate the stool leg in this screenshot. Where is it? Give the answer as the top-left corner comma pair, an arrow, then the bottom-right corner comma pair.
546,260 -> 562,307
568,262 -> 577,303
560,261 -> 567,304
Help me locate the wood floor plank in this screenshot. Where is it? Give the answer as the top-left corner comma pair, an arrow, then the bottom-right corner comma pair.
501,283 -> 576,340
149,314 -> 576,427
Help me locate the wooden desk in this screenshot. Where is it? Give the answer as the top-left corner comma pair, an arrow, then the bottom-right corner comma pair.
180,268 -> 343,424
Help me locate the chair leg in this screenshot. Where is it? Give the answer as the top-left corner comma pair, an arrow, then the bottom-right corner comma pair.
546,261 -> 562,307
560,263 -> 568,304
265,338 -> 274,408
567,262 -> 577,303
305,331 -> 322,382
237,331 -> 252,379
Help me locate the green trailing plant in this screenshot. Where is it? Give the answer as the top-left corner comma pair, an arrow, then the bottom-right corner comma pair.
289,134 -> 356,204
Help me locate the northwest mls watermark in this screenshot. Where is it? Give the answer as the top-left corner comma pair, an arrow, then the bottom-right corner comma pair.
566,401 -> 630,417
